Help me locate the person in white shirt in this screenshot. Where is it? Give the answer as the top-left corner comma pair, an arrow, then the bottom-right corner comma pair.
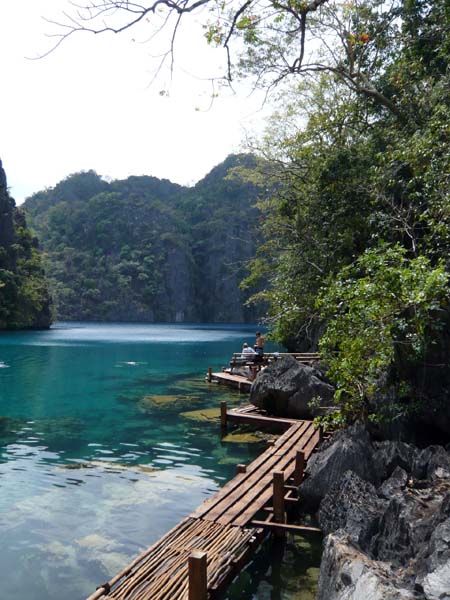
242,342 -> 256,357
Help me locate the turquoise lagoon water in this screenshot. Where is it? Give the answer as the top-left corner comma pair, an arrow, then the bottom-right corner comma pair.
0,322 -> 319,599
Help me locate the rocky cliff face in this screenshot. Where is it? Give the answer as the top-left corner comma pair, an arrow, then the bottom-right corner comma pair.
0,162 -> 16,248
187,157 -> 261,322
0,160 -> 51,329
23,154 -> 265,324
298,425 -> 450,600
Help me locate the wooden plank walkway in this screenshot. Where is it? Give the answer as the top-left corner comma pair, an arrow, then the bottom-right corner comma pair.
208,371 -> 252,392
191,419 -> 318,527
86,405 -> 322,600
226,403 -> 298,429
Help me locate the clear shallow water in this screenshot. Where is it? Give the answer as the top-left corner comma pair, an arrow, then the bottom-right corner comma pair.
0,323 -> 264,598
224,533 -> 321,600
0,322 -> 320,599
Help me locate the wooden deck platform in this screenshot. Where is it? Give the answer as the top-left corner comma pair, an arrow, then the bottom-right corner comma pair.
192,419 -> 319,527
226,403 -> 298,429
208,371 -> 252,392
87,406 -> 322,600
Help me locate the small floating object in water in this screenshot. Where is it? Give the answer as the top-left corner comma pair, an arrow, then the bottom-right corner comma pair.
0,362 -> 9,368
116,361 -> 146,367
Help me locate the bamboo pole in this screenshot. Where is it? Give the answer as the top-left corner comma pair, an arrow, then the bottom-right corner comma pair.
207,367 -> 212,382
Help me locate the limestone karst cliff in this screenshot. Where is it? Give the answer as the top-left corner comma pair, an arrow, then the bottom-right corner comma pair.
23,154 -> 265,323
0,160 -> 51,329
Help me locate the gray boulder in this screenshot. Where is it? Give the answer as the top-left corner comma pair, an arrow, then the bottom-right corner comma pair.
311,426 -> 450,599
373,441 -> 419,481
319,471 -> 388,551
378,466 -> 409,500
318,533 -> 417,600
414,491 -> 450,598
413,446 -> 450,480
249,355 -> 334,418
372,480 -> 448,572
299,423 -> 377,510
421,518 -> 450,599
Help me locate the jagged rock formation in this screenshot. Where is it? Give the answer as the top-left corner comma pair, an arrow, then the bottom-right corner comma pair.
23,154 -> 265,323
299,425 -> 450,600
0,160 -> 51,329
249,355 -> 335,419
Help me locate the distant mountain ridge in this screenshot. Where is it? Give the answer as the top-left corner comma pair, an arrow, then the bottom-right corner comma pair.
0,160 -> 51,329
23,154 -> 264,323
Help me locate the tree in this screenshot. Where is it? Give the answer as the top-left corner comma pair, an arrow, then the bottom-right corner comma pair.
0,160 -> 52,330
49,1 -> 410,119
317,245 -> 449,422
239,0 -> 450,425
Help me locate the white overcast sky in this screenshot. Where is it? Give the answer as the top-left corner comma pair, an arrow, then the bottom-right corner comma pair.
0,1 -> 269,204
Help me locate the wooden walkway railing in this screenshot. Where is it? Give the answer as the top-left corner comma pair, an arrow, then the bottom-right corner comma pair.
86,405 -> 322,600
227,351 -> 320,372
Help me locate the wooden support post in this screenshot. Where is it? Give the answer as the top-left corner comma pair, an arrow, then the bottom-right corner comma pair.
220,401 -> 227,429
318,424 -> 324,443
189,551 -> 207,600
207,367 -> 212,383
236,464 -> 247,474
294,450 -> 305,486
273,471 -> 286,525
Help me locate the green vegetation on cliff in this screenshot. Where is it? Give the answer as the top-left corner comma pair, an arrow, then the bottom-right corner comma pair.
241,0 -> 450,425
0,160 -> 51,330
24,154 -> 265,323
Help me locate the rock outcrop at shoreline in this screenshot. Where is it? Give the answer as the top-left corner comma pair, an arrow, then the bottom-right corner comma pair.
299,425 -> 450,600
249,355 -> 335,418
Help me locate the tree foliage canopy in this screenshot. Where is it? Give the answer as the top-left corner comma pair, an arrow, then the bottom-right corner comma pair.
24,155 -> 265,323
240,0 -> 450,423
0,162 -> 51,330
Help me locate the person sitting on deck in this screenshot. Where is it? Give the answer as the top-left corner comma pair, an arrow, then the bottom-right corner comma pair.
241,342 -> 256,359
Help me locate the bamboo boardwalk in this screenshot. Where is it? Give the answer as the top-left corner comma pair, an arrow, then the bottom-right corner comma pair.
86,405 -> 322,600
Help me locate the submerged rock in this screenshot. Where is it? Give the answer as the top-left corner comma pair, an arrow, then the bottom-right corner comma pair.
59,461 -> 158,474
138,394 -> 200,412
181,407 -> 221,422
221,431 -> 264,443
